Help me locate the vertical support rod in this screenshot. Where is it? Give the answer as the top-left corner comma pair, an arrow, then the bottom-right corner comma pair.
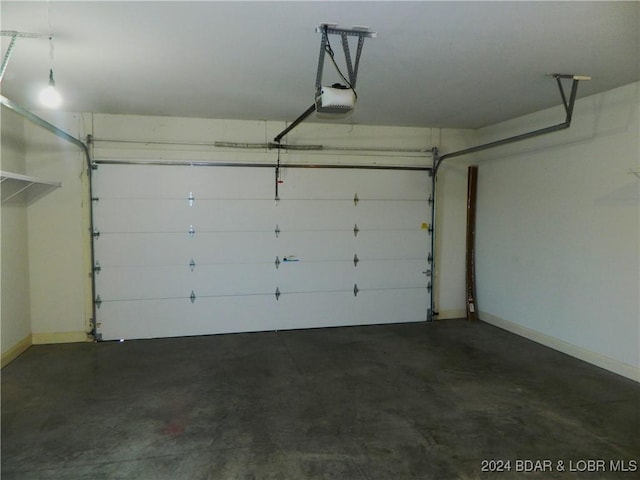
0,34 -> 17,84
351,35 -> 365,89
340,33 -> 355,86
556,76 -> 569,114
428,147 -> 439,321
465,166 -> 478,321
315,27 -> 328,92
275,143 -> 281,201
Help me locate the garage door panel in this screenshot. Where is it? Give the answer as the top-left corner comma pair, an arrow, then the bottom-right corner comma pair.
278,170 -> 360,200
186,168 -> 273,199
353,230 -> 429,259
96,263 -> 278,300
354,170 -> 429,199
94,199 -> 190,233
97,295 -> 280,341
194,233 -> 279,263
275,231 -> 357,262
275,201 -> 429,233
275,291 -> 356,330
191,200 -> 278,232
355,259 -> 429,289
93,163 -> 432,340
93,164 -> 196,198
94,199 -> 279,233
95,233 -> 279,266
354,201 -> 430,230
94,165 -> 273,199
275,200 -> 354,231
94,234 -> 193,266
276,261 -> 355,292
279,169 -> 428,200
355,289 -> 429,323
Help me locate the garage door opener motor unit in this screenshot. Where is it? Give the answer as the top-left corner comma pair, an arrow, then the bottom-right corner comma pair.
273,23 -> 376,144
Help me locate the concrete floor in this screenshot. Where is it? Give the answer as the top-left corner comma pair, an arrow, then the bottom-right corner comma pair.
1,319 -> 638,479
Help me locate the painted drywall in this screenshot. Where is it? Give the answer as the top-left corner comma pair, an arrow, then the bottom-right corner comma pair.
23,112 -> 90,342
1,108 -> 32,360
474,81 -> 640,380
434,129 -> 478,319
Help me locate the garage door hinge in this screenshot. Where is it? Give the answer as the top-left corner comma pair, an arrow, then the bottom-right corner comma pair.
427,282 -> 432,293
190,290 -> 196,303
188,192 -> 195,207
94,261 -> 101,274
353,284 -> 359,296
275,224 -> 280,238
353,254 -> 359,267
275,256 -> 281,269
428,252 -> 433,264
188,225 -> 195,237
95,295 -> 102,308
92,228 -> 100,239
275,287 -> 281,301
189,259 -> 196,272
353,224 -> 359,237
428,194 -> 433,206
354,193 -> 359,206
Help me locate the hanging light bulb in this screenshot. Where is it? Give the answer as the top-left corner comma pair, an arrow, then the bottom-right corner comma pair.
39,68 -> 62,108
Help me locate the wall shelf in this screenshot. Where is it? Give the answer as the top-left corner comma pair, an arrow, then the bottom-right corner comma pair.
1,171 -> 62,205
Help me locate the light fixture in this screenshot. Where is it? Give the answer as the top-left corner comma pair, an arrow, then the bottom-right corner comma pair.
39,68 -> 62,108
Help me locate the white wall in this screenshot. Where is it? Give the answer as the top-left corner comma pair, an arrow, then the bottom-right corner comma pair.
474,82 -> 640,381
24,112 -> 91,343
1,108 -> 32,363
434,129 -> 478,318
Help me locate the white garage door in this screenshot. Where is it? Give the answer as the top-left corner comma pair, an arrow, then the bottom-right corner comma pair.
92,162 -> 432,340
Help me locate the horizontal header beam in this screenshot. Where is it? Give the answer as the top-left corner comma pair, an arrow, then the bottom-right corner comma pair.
93,159 -> 431,172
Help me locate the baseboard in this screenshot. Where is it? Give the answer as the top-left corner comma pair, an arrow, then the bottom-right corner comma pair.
32,331 -> 89,345
1,334 -> 33,368
436,309 -> 467,320
480,311 -> 639,383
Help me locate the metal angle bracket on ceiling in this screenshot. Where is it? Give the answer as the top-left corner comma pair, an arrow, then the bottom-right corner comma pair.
0,30 -> 50,83
314,23 -> 377,93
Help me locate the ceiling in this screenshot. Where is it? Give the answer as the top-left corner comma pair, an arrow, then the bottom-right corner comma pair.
1,1 -> 638,129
